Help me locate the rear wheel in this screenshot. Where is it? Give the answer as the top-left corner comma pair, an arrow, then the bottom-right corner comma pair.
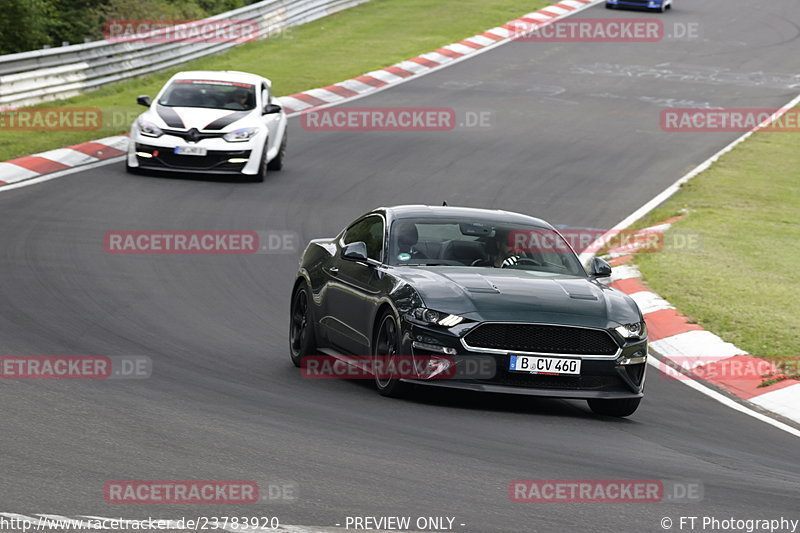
587,397 -> 641,417
373,311 -> 409,398
289,282 -> 316,367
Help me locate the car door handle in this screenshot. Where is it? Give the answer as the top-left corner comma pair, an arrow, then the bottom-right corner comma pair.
328,266 -> 339,274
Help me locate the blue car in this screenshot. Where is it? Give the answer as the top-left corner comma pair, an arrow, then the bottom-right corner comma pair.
606,0 -> 672,12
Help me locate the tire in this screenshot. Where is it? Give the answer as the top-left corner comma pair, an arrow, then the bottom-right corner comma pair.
289,282 -> 316,367
587,397 -> 641,417
373,310 -> 409,398
267,129 -> 287,171
605,3 -> 615,8
252,143 -> 268,182
125,160 -> 139,174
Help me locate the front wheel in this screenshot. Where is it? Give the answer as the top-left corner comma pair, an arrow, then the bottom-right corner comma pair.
289,282 -> 316,367
252,143 -> 268,182
373,311 -> 409,398
587,397 -> 641,417
267,129 -> 287,171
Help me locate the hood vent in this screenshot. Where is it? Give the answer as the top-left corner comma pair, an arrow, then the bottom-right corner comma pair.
440,273 -> 500,293
554,279 -> 599,301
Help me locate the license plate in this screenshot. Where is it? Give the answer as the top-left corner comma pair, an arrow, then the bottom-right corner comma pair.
509,355 -> 581,375
174,145 -> 207,156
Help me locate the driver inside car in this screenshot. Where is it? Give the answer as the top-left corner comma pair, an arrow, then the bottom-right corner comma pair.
395,221 -> 427,260
226,88 -> 251,110
492,230 -> 524,268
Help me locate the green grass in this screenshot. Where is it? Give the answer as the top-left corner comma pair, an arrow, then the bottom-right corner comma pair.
0,0 -> 548,161
630,124 -> 800,365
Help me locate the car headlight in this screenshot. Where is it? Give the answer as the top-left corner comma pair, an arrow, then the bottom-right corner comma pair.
411,307 -> 465,327
137,119 -> 163,138
615,321 -> 647,340
223,127 -> 260,142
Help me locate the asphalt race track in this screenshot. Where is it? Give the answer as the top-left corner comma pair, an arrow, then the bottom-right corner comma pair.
1,0 -> 800,531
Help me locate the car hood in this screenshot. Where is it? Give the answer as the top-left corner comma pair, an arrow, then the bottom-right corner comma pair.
393,266 -> 642,329
145,106 -> 257,131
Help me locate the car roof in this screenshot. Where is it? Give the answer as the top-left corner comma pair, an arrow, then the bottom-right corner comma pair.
380,205 -> 553,229
170,70 -> 269,87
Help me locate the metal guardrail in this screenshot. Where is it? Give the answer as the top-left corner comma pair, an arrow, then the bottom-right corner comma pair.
0,0 -> 371,108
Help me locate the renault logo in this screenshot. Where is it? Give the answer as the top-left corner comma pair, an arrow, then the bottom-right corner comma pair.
186,128 -> 200,143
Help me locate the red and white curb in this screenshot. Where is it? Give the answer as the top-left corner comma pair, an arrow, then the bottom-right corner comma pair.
600,218 -> 800,427
275,0 -> 599,114
0,0 -> 601,189
0,136 -> 128,186
574,91 -> 800,433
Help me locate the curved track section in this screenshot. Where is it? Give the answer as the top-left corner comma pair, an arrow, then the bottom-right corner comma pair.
2,1 -> 800,530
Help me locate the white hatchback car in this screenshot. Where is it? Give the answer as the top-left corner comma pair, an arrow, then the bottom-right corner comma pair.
127,70 -> 287,181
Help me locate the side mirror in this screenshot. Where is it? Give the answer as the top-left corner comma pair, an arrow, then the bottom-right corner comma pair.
137,95 -> 151,107
263,103 -> 282,114
342,241 -> 369,261
589,257 -> 612,278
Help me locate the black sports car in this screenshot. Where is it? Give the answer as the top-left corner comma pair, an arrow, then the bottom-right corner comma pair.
289,205 -> 648,417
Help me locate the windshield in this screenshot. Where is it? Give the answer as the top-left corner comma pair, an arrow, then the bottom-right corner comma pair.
388,218 -> 587,277
158,79 -> 256,110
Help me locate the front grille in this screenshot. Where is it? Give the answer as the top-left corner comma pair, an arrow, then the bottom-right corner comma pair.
464,323 -> 619,356
621,0 -> 650,4
162,129 -> 224,141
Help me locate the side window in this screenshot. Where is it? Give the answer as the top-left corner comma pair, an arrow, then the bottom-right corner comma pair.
343,216 -> 384,262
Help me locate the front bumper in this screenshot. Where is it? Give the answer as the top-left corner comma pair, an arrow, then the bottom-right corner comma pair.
133,143 -> 252,174
402,322 -> 647,400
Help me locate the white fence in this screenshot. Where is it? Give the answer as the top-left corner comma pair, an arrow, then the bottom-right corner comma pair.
0,0 -> 371,108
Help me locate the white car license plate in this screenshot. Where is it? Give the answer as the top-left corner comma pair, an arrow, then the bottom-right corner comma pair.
174,145 -> 207,156
509,355 -> 581,375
